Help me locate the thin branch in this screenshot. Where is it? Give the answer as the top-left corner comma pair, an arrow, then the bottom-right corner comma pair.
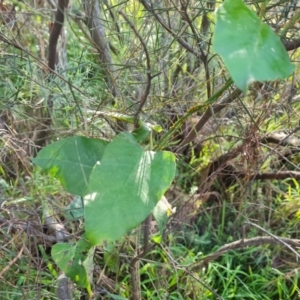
159,243 -> 224,300
179,0 -> 202,48
190,235 -> 300,272
139,0 -> 205,60
0,243 -> 24,278
262,131 -> 300,147
178,0 -> 212,98
259,126 -> 300,172
130,215 -> 151,300
48,0 -> 69,72
177,85 -> 241,153
240,171 -> 300,180
118,10 -> 152,128
0,217 -> 65,243
279,8 -> 300,38
157,78 -> 235,150
245,222 -> 300,260
205,145 -> 300,182
184,270 -> 224,300
83,0 -> 120,99
0,33 -> 87,96
176,95 -> 300,155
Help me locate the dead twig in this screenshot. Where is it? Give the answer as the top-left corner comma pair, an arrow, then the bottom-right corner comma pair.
190,235 -> 300,272
0,243 -> 24,278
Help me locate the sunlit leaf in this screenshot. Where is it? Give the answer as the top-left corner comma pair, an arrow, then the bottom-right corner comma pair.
153,196 -> 174,233
32,136 -> 108,196
214,0 -> 294,91
85,132 -> 176,245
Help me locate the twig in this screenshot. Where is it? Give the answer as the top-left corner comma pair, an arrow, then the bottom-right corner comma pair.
244,222 -> 300,261
179,0 -> 202,47
139,0 -> 205,60
118,10 -> 152,128
0,244 -> 24,278
242,171 -> 300,180
190,235 -> 300,272
0,33 -> 87,96
176,84 -> 241,153
184,270 -> 224,300
262,132 -> 300,147
157,78 -> 235,150
129,215 -> 151,300
279,8 -> 300,38
0,217 -> 65,243
259,126 -> 300,169
84,0 -> 121,102
159,243 -> 224,300
179,0 -> 212,98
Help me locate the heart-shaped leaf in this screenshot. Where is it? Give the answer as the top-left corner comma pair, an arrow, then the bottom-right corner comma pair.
213,0 -> 294,91
32,136 -> 108,196
84,132 -> 176,245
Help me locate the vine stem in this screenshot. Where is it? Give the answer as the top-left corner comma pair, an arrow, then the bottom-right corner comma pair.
130,215 -> 151,300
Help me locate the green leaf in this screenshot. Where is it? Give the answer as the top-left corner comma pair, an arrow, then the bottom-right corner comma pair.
32,136 -> 108,196
132,121 -> 163,142
132,123 -> 150,142
152,124 -> 163,133
84,132 -> 176,245
105,294 -> 128,300
153,196 -> 174,233
51,243 -> 74,269
65,196 -> 84,220
151,234 -> 162,244
213,0 -> 294,91
152,196 -> 175,244
82,247 -> 95,296
51,237 -> 94,291
103,243 -> 120,273
96,111 -> 135,123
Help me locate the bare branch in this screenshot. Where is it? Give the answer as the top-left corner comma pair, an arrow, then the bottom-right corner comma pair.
190,235 -> 300,272
245,222 -> 300,260
83,0 -> 120,100
262,132 -> 300,147
48,0 -> 69,72
177,86 -> 241,153
139,0 -> 205,60
118,10 -> 152,128
242,171 -> 300,180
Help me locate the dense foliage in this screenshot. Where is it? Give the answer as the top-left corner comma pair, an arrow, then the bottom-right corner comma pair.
1,0 -> 300,299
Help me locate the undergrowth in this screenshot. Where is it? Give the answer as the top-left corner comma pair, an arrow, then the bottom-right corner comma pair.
1,0 -> 300,299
